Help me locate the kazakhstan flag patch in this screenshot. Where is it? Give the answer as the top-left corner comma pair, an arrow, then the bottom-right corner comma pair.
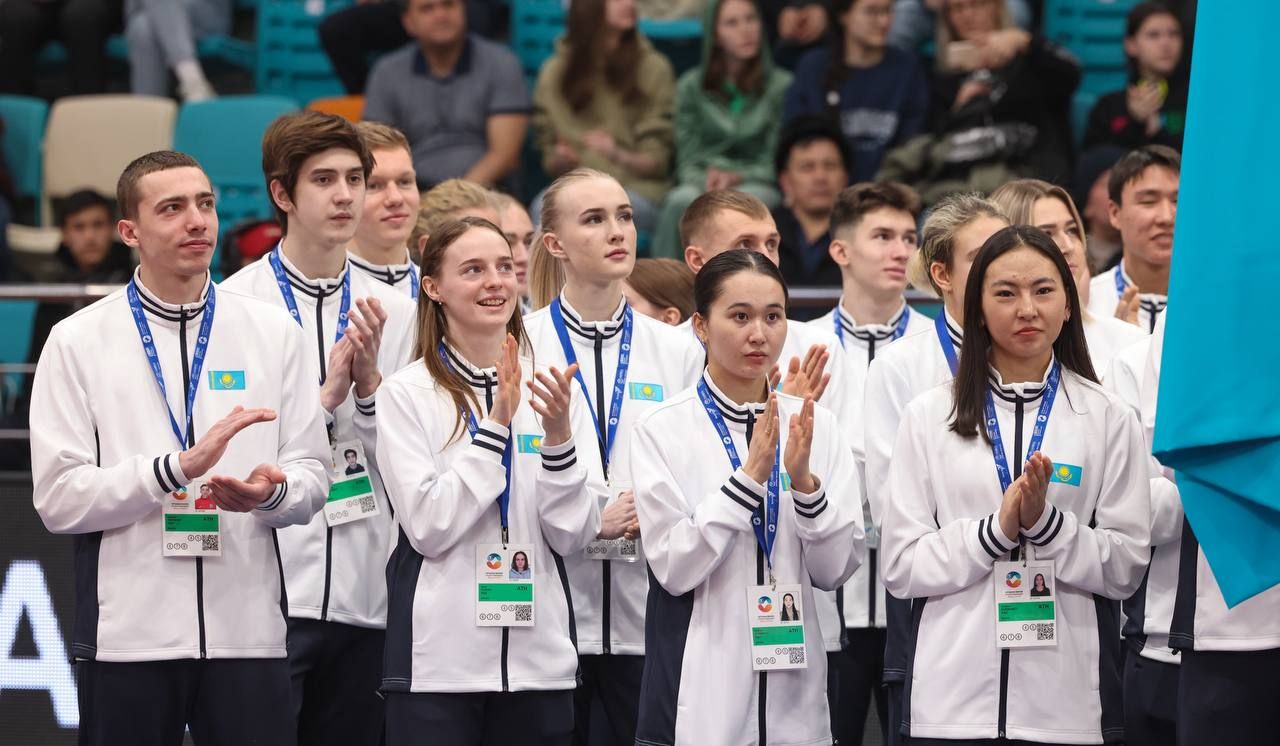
517,434 -> 543,453
207,370 -> 246,390
1050,463 -> 1082,486
629,382 -> 664,401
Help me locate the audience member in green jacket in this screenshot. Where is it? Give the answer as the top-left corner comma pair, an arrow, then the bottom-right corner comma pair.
650,0 -> 793,259
532,0 -> 676,234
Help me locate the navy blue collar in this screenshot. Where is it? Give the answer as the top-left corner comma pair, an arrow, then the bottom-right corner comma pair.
412,36 -> 474,80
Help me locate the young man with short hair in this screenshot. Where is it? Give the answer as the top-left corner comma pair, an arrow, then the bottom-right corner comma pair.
806,181 -> 931,746
30,150 -> 331,745
1088,144 -> 1179,333
408,177 -> 501,254
773,117 -> 853,286
362,0 -> 529,188
350,121 -> 421,297
221,110 -> 416,746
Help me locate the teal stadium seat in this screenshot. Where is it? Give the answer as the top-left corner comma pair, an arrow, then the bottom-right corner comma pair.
0,301 -> 37,407
0,95 -> 49,219
256,0 -> 354,105
511,0 -> 566,86
173,96 -> 299,267
1043,0 -> 1141,144
38,34 -> 254,74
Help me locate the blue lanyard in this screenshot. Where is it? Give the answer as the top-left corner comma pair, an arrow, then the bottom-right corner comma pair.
268,248 -> 352,344
983,362 -> 1061,495
438,344 -> 513,536
834,305 -> 912,348
549,297 -> 632,471
126,280 -> 216,449
408,263 -> 419,300
1113,265 -> 1128,298
697,379 -> 781,571
933,312 -> 960,375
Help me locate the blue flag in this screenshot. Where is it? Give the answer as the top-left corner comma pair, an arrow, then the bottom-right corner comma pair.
1153,0 -> 1280,607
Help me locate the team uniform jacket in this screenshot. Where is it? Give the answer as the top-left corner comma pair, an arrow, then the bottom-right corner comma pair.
30,273 -> 331,662
881,364 -> 1151,744
222,249 -> 416,628
807,301 -> 932,637
631,373 -> 863,746
1083,312 -> 1146,381
1087,263 -> 1167,334
523,295 -> 703,656
349,250 -> 418,298
375,348 -> 605,692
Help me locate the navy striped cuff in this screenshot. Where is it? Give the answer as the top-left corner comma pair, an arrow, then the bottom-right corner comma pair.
1024,504 -> 1064,547
152,452 -> 185,494
977,514 -> 1019,559
792,488 -> 828,520
540,439 -> 576,472
721,470 -> 764,514
471,424 -> 509,458
256,480 -> 288,512
353,393 -> 376,417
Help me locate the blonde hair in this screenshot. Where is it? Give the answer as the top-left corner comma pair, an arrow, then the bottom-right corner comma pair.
527,168 -> 616,311
409,179 -> 498,255
678,190 -> 771,250
988,179 -> 1087,258
355,121 -> 412,158
935,0 -> 1013,71
907,193 -> 1007,296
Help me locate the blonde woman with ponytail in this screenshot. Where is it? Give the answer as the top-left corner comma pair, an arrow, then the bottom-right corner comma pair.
989,178 -> 1145,375
863,193 -> 1008,743
522,168 -> 703,745
375,216 -> 610,745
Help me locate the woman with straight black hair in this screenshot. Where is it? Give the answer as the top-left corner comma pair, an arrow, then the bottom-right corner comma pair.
631,249 -> 862,745
881,225 -> 1150,745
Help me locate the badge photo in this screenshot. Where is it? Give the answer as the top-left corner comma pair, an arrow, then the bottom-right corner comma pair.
475,544 -> 536,627
993,560 -> 1057,649
162,478 -> 221,558
747,583 -> 807,671
583,480 -> 640,562
324,439 -> 379,527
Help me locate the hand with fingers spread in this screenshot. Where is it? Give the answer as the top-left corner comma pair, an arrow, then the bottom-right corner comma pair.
598,490 -> 641,540
998,473 -> 1024,543
743,393 -> 780,486
320,336 -> 356,413
347,297 -> 389,398
778,344 -> 831,403
207,463 -> 287,512
1019,452 -> 1053,529
783,398 -> 818,494
178,406 -> 278,479
1115,285 -> 1141,326
528,363 -> 579,446
488,335 -> 523,427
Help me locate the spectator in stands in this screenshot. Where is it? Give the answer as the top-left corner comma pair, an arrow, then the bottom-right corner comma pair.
319,0 -> 504,95
760,0 -> 830,68
887,0 -> 1030,52
1073,144 -> 1126,273
1083,2 -> 1186,152
0,0 -> 117,95
363,0 -> 530,189
651,0 -> 792,259
622,257 -> 696,324
124,0 -> 232,100
782,0 -> 929,184
532,0 -> 676,235
773,117 -> 852,286
926,0 -> 1080,185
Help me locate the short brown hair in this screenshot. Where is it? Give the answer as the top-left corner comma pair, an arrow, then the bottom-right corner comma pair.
261,111 -> 375,232
117,150 -> 205,220
1108,145 -> 1180,204
830,182 -> 922,238
356,121 -> 412,159
409,179 -> 497,251
678,190 -> 771,250
625,258 -> 695,322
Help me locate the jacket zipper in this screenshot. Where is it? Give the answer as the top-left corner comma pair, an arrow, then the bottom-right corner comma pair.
998,397 -> 1026,738
179,308 -> 208,659
481,378 -> 511,692
745,412 -> 767,744
314,285 -> 334,621
592,331 -> 614,655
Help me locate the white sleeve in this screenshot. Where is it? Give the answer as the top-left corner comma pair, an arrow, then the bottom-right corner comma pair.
252,323 -> 332,527
1149,471 -> 1183,547
1021,401 -> 1151,599
376,380 -> 510,558
632,420 -> 760,596
881,404 -> 1020,599
863,356 -> 911,529
30,327 -> 186,534
535,393 -> 605,555
794,419 -> 864,591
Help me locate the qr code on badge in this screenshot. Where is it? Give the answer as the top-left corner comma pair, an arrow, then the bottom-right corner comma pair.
358,496 -> 376,514
620,541 -> 637,557
201,534 -> 220,552
789,647 -> 806,665
1035,624 -> 1055,641
514,605 -> 532,622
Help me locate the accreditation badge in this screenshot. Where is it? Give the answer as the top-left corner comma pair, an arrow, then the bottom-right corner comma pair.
583,480 -> 640,562
747,584 -> 807,671
324,439 -> 380,527
476,544 -> 535,627
162,478 -> 221,557
993,560 -> 1057,649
